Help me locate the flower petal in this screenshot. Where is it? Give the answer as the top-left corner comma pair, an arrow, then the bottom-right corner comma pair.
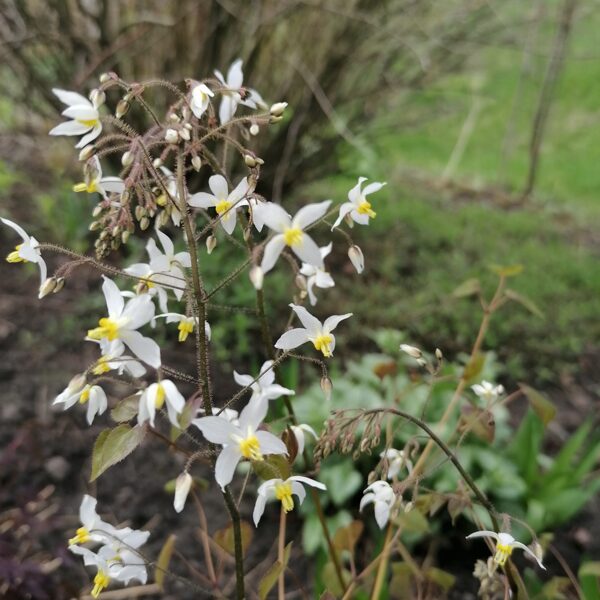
192,416 -> 238,445
260,235 -> 285,274
253,493 -> 267,526
374,501 -> 390,529
289,304 -> 321,334
121,330 -> 161,368
291,233 -> 323,268
101,276 -> 124,318
208,175 -> 229,200
49,120 -> 90,136
255,203 -> 291,233
292,200 -> 331,230
255,431 -> 288,455
227,59 -> 244,89
52,88 -> 90,107
188,192 -> 216,209
331,202 -> 355,230
215,445 -> 242,489
323,313 -> 352,332
363,181 -> 386,196
274,328 -> 310,350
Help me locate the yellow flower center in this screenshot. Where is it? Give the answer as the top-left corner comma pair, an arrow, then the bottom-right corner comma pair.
275,481 -> 294,512
238,435 -> 263,460
357,200 -> 376,218
73,180 -> 98,194
156,193 -> 167,207
77,118 -> 99,128
177,319 -> 194,342
6,244 -> 25,263
91,570 -> 110,598
87,318 -> 120,341
92,356 -> 111,375
215,199 -> 232,215
68,526 -> 91,546
283,227 -> 303,247
494,542 -> 513,567
79,385 -> 91,404
154,384 -> 166,409
312,333 -> 333,357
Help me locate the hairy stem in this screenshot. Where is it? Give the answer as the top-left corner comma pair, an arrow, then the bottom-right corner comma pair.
222,486 -> 245,600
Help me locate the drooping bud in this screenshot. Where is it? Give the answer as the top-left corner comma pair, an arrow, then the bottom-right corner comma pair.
140,216 -> 150,230
269,102 -> 288,117
179,127 -> 190,141
174,472 -> 193,513
121,230 -> 130,244
78,145 -> 96,162
435,348 -> 443,360
39,277 -> 57,298
121,151 -> 134,167
249,123 -> 260,136
269,115 -> 283,124
249,266 -> 264,290
89,89 -> 105,108
295,274 -> 307,291
399,344 -> 422,359
191,156 -> 202,171
92,205 -> 103,218
244,154 -> 257,168
348,245 -> 364,274
99,73 -> 111,83
115,99 -> 130,118
165,128 -> 179,144
53,277 -> 65,293
152,158 -> 163,168
206,235 -> 217,254
320,376 -> 333,402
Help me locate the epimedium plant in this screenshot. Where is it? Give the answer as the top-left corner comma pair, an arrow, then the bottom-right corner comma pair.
1,62 -> 565,599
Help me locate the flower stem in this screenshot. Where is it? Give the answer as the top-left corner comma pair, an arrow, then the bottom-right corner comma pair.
223,486 -> 245,600
278,505 -> 287,600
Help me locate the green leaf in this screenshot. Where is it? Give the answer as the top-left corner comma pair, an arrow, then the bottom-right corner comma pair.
320,461 -> 362,506
509,411 -> 543,485
452,278 -> 481,298
579,562 -> 600,578
258,542 -> 292,600
110,394 -> 140,422
505,289 -> 544,318
155,534 -> 176,590
253,454 -> 291,481
489,263 -> 524,277
90,425 -> 145,481
395,508 -> 430,534
321,561 -> 352,597
213,520 -> 253,557
332,520 -> 363,555
520,384 -> 556,426
425,567 -> 455,591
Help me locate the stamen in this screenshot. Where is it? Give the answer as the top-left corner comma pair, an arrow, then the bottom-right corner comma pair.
357,200 -> 376,218
177,319 -> 194,342
312,334 -> 333,357
154,384 -> 166,409
87,318 -> 120,341
283,227 -> 303,247
275,481 -> 294,512
91,570 -> 110,598
215,199 -> 232,215
238,435 -> 263,460
6,245 -> 25,263
68,526 -> 90,546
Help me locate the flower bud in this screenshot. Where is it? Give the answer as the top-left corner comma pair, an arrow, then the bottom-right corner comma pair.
152,158 -> 163,168
179,127 -> 190,141
92,205 -> 103,218
53,277 -> 65,293
168,113 -> 180,123
78,145 -> 96,161
244,154 -> 257,168
121,151 -> 134,167
174,472 -> 193,513
165,128 -> 179,144
270,102 -> 288,117
295,274 -> 307,291
206,235 -> 217,254
249,266 -> 264,290
99,73 -> 111,83
249,123 -> 260,136
39,277 -> 57,298
115,99 -> 130,118
348,245 -> 364,274
140,216 -> 150,230
320,376 -> 333,402
192,156 -> 202,171
121,230 -> 130,244
135,206 -> 146,220
90,89 -> 105,108
400,344 -> 422,359
435,348 -> 443,360
269,115 -> 283,124
89,221 -> 101,231
243,228 -> 251,242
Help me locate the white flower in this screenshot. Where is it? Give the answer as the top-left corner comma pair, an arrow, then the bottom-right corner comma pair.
399,344 -> 422,359
174,471 -> 193,513
471,381 -> 505,404
137,379 -> 185,428
2,218 -> 47,296
89,339 -> 146,378
193,401 -> 287,490
49,88 -> 102,148
233,360 -> 294,409
124,262 -> 171,313
348,245 -> 365,274
153,312 -> 211,343
87,276 -> 161,368
360,481 -> 396,529
157,167 -> 183,226
380,449 -> 413,480
290,424 -> 318,455
466,531 -> 545,569
68,495 -> 118,547
299,243 -> 335,305
253,476 -> 326,526
53,379 -> 108,426
274,304 -> 352,358
214,59 -> 265,124
255,200 -> 332,274
190,82 -> 214,118
189,175 -> 249,235
195,406 -> 240,427
71,542 -> 148,598
332,177 -> 386,229
73,157 -> 124,197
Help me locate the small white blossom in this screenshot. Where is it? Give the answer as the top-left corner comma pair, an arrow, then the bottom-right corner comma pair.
153,312 -> 211,343
255,200 -> 332,274
49,88 -> 102,148
189,175 -> 250,235
68,495 -> 119,547
360,481 -> 396,529
471,381 -> 505,404
174,471 -> 193,513
332,177 -> 386,229
89,339 -> 146,378
137,379 -> 185,428
87,277 -> 160,368
53,380 -> 107,425
399,344 -> 422,359
190,82 -> 214,118
466,531 -> 545,569
380,449 -> 413,480
253,476 -> 326,526
193,401 -> 287,490
348,244 -> 365,274
2,218 -> 47,296
275,304 -> 352,358
73,157 -> 124,197
290,424 -> 318,455
214,59 -> 265,124
299,243 -> 335,305
233,360 -> 295,410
